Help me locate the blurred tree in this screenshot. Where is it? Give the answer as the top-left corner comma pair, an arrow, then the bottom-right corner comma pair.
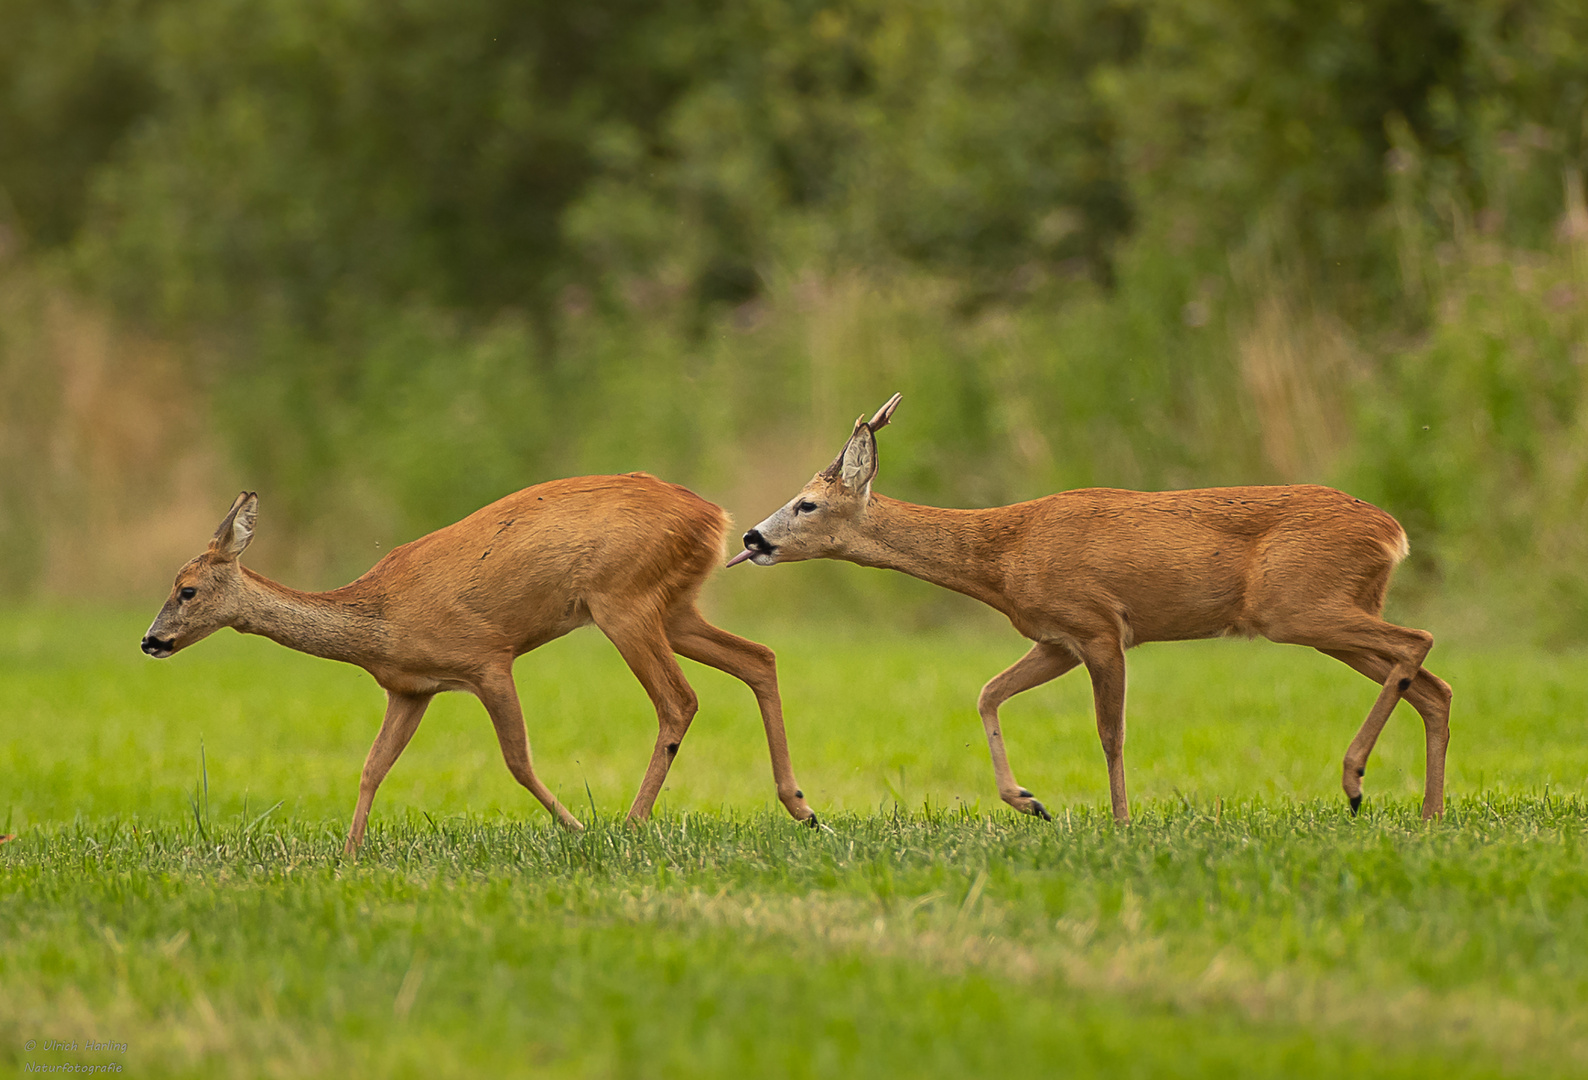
76,0 -> 718,329
5,0 -> 1577,330
0,0 -> 161,249
566,0 -> 1139,304
0,0 -> 1584,634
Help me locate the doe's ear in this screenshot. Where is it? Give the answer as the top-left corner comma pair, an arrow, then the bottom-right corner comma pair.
211,491 -> 258,561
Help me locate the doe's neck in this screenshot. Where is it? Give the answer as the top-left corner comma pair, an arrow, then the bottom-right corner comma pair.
232,567 -> 389,667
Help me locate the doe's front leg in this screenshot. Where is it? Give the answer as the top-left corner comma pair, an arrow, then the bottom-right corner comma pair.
475,670 -> 585,831
344,690 -> 432,856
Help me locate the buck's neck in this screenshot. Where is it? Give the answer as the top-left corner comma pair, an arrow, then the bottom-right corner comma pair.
843,494 -> 1013,611
233,568 -> 390,668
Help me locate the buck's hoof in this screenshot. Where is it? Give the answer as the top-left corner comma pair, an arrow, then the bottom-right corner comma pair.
1012,790 -> 1052,821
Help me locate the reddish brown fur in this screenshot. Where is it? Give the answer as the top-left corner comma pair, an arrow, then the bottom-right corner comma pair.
861,486 -> 1410,647
144,474 -> 816,853
740,396 -> 1451,822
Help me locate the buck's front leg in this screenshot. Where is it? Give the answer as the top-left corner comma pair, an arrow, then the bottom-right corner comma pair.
977,642 -> 1080,821
1080,641 -> 1130,823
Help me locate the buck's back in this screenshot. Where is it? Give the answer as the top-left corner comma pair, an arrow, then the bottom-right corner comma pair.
1005,485 -> 1406,643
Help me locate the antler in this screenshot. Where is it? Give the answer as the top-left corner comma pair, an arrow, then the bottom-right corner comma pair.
819,393 -> 902,481
866,392 -> 902,432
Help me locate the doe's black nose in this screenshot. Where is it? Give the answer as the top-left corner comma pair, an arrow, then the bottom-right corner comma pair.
743,528 -> 769,552
141,635 -> 174,656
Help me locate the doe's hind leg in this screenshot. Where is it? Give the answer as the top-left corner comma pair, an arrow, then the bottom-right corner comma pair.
589,603 -> 701,822
665,604 -> 816,825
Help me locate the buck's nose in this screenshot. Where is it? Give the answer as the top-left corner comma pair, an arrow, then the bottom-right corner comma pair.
743,528 -> 772,554
141,635 -> 174,657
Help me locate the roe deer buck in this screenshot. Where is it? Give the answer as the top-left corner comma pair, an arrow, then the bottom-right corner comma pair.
732,393 -> 1451,821
143,476 -> 818,854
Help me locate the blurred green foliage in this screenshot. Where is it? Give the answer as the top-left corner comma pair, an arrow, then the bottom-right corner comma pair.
0,0 -> 1585,638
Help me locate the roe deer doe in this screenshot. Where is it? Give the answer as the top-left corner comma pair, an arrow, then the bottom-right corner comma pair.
144,475 -> 818,853
732,394 -> 1450,821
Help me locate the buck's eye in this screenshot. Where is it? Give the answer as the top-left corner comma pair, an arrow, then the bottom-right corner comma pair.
179,587 -> 197,601
796,501 -> 819,515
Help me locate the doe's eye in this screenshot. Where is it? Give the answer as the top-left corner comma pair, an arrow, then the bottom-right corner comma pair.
796,501 -> 819,515
179,587 -> 197,601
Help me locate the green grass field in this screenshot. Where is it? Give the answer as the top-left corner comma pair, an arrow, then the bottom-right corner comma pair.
3,609 -> 1586,1078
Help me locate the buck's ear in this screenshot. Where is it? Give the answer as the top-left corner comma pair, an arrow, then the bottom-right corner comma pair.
210,491 -> 258,561
838,422 -> 878,494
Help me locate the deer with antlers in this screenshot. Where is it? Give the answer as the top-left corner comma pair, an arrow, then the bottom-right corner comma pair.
144,475 -> 818,853
731,393 -> 1450,821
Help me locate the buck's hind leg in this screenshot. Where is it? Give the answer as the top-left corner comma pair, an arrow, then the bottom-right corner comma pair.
475,669 -> 585,830
345,690 -> 433,856
1274,609 -> 1434,816
1321,648 -> 1451,819
979,642 -> 1081,821
665,604 -> 817,826
1415,667 -> 1453,818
